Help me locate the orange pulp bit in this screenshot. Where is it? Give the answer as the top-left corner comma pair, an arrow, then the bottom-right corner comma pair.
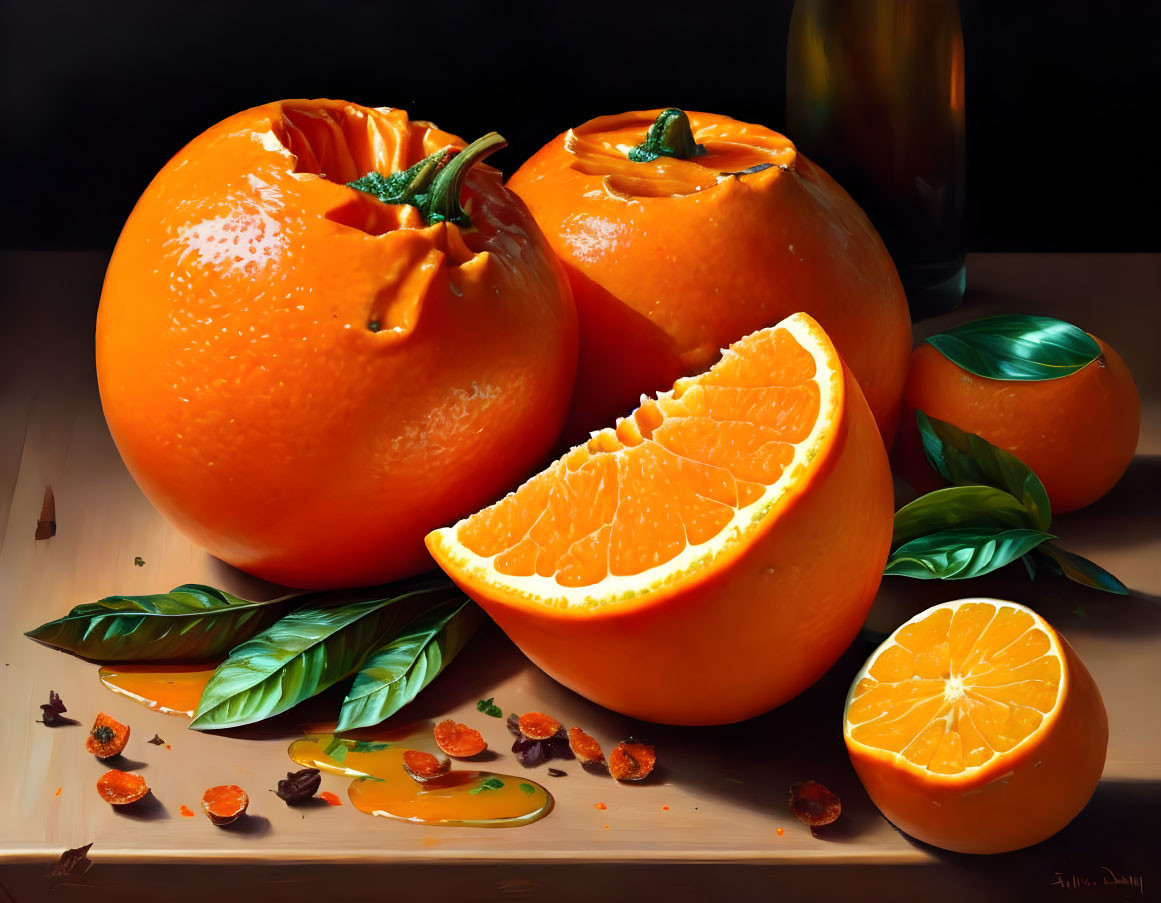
433,719 -> 487,758
86,712 -> 130,759
517,712 -> 563,741
201,785 -> 249,826
594,802 -> 607,810
567,727 -> 605,767
608,740 -> 656,782
96,770 -> 149,806
320,791 -> 343,806
402,749 -> 452,782
179,805 -> 195,817
788,780 -> 841,827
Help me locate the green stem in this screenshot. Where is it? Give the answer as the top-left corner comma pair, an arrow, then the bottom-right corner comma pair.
628,108 -> 706,163
427,132 -> 508,227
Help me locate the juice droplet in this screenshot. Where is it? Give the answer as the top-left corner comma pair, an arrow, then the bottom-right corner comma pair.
288,730 -> 552,828
179,805 -> 195,817
98,665 -> 216,717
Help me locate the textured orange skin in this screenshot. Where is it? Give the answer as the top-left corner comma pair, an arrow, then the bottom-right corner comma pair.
847,632 -> 1107,854
508,109 -> 911,445
96,100 -> 576,589
897,337 -> 1139,513
429,359 -> 893,725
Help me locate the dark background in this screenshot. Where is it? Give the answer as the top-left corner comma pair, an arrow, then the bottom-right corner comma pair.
1,0 -> 1158,251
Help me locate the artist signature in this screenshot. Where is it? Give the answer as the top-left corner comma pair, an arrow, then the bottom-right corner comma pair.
1051,867 -> 1144,895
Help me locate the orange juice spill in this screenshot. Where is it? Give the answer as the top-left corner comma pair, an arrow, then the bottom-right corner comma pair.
97,665 -> 216,717
288,729 -> 551,828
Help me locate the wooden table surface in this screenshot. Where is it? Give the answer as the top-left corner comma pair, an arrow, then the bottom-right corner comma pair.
1,252 -> 1158,902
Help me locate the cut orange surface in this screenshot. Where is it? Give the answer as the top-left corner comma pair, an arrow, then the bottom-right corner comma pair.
428,312 -> 893,724
844,599 -> 1107,854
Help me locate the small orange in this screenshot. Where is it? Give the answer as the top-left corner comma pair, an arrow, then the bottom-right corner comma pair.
96,100 -> 576,588
898,335 -> 1139,514
427,312 -> 893,725
844,598 -> 1107,854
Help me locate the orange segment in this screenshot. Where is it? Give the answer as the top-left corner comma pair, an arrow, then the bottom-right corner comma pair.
844,598 -> 1107,854
427,312 -> 895,725
432,313 -> 833,607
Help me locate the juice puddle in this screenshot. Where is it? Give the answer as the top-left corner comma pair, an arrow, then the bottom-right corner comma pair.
289,730 -> 552,828
98,665 -> 216,717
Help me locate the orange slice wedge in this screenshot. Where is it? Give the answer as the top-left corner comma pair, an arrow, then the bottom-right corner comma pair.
844,598 -> 1107,854
427,312 -> 893,724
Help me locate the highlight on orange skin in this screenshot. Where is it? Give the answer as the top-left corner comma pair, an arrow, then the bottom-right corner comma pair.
509,108 -> 911,446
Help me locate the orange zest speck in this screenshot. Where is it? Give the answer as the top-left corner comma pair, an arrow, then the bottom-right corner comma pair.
54,787 -> 62,797
662,805 -> 669,811
776,827 -> 785,837
179,805 -> 195,817
320,791 -> 342,806
594,802 -> 607,810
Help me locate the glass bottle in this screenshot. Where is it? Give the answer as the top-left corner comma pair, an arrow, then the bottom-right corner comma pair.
787,0 -> 966,319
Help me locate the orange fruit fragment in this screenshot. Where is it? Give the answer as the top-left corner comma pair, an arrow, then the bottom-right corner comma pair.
427,312 -> 893,724
201,784 -> 250,826
898,334 -> 1139,514
96,770 -> 149,806
844,598 -> 1107,854
86,712 -> 130,759
433,719 -> 487,758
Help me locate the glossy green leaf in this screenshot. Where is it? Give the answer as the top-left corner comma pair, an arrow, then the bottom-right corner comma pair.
917,411 -> 1052,531
24,584 -> 302,662
190,581 -> 458,730
892,485 -> 1037,548
885,528 -> 1054,580
335,597 -> 480,732
1034,543 -> 1129,595
926,314 -> 1101,381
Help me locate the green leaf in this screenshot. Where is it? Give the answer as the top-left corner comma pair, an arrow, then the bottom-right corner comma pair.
334,598 -> 481,732
926,314 -> 1101,381
892,485 -> 1038,548
917,411 -> 1052,531
468,777 -> 505,795
1034,543 -> 1129,595
24,584 -> 302,662
885,528 -> 1054,580
518,783 -> 536,795
476,697 -> 502,718
190,581 -> 457,730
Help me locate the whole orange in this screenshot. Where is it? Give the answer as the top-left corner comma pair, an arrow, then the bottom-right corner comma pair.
96,100 -> 576,589
899,335 -> 1139,513
508,108 -> 912,445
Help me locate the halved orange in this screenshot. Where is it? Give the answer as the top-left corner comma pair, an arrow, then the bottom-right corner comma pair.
844,598 -> 1107,854
427,312 -> 893,724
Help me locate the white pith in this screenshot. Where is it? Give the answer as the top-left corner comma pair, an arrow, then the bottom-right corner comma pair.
843,598 -> 1066,777
432,313 -> 840,610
